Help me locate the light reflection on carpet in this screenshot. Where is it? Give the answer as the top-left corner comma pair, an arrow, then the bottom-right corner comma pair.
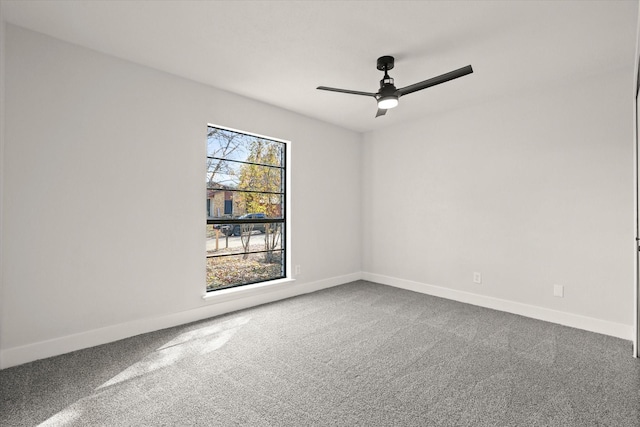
97,316 -> 250,389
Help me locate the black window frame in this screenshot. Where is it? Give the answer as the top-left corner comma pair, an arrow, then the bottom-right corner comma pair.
206,125 -> 287,292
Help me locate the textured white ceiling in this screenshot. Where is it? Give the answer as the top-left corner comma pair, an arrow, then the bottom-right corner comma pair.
2,0 -> 638,133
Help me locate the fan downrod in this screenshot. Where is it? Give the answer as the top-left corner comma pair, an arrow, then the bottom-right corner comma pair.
376,56 -> 394,71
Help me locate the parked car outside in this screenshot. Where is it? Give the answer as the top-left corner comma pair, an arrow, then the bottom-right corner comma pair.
226,213 -> 266,236
208,217 -> 232,235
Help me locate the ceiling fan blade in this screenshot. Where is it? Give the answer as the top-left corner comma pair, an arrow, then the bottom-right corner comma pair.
397,65 -> 473,97
375,108 -> 387,118
317,86 -> 377,97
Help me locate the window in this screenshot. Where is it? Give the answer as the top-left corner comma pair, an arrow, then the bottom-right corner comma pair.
206,125 -> 287,291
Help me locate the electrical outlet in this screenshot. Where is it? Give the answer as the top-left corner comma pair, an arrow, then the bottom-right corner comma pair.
295,265 -> 301,275
553,284 -> 564,298
473,272 -> 482,284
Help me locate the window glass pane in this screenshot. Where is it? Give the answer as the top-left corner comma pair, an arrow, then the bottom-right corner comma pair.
207,128 -> 284,167
206,193 -> 284,219
206,251 -> 284,291
207,159 -> 283,193
206,223 -> 284,257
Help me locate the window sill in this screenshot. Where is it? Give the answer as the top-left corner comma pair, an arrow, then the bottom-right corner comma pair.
202,278 -> 296,304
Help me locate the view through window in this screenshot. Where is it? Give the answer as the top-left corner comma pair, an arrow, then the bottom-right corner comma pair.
206,126 -> 286,291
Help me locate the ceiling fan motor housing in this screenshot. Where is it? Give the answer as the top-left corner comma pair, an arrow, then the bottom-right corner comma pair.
378,83 -> 397,98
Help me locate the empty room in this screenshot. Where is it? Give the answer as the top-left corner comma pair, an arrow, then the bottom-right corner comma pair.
1,1 -> 639,426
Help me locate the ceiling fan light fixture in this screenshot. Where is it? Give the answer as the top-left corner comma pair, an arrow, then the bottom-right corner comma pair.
377,95 -> 398,110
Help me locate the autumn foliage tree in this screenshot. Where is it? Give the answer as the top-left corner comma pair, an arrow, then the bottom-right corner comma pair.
238,139 -> 282,216
237,139 -> 283,261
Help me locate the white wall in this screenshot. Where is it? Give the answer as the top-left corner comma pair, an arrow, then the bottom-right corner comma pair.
363,68 -> 635,337
0,25 -> 362,368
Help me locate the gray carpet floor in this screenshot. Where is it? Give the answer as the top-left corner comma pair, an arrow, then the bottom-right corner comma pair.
1,280 -> 639,426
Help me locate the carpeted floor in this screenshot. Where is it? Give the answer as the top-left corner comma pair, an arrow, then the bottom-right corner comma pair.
1,280 -> 639,426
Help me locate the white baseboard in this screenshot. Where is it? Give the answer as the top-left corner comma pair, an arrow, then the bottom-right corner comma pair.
0,272 -> 361,369
362,272 -> 633,341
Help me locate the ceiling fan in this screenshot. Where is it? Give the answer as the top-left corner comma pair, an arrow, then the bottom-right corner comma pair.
317,56 -> 473,117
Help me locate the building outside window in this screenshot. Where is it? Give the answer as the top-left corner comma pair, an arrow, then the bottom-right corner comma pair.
206,125 -> 287,291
